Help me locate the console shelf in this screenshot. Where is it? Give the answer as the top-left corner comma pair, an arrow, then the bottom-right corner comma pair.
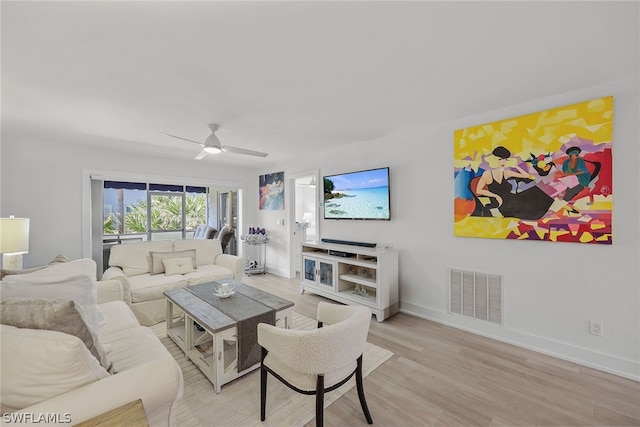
339,274 -> 377,288
300,241 -> 398,322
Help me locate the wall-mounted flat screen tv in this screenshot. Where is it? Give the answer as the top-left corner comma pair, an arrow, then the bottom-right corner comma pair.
323,167 -> 390,220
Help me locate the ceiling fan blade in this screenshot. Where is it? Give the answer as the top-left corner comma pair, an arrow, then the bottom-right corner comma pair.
221,145 -> 269,157
161,132 -> 203,146
194,149 -> 209,160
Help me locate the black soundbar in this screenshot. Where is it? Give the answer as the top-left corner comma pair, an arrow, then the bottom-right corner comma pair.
321,238 -> 377,248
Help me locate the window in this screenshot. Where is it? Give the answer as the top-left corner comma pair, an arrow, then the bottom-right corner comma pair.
103,181 -> 208,242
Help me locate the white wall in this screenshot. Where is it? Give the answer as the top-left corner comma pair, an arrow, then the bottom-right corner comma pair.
2,79 -> 637,380
258,77 -> 640,379
1,130 -> 255,267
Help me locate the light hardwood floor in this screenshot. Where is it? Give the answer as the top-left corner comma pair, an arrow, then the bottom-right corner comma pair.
242,273 -> 640,427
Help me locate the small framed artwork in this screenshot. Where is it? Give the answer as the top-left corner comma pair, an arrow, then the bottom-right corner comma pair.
259,171 -> 284,210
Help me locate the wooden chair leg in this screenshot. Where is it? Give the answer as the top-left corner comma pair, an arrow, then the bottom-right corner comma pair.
260,365 -> 267,421
356,355 -> 373,424
261,348 -> 268,421
316,375 -> 324,427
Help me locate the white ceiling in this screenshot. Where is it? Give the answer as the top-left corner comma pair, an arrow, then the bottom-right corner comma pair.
2,1 -> 638,167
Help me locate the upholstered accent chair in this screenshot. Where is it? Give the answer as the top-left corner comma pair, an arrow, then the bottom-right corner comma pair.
257,302 -> 373,427
215,226 -> 236,253
193,225 -> 217,239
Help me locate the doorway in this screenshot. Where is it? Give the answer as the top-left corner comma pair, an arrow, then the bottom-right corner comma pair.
289,170 -> 319,278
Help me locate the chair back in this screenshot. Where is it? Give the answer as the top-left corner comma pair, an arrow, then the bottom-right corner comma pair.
258,301 -> 374,426
317,302 -> 371,368
194,225 -> 217,239
217,226 -> 236,252
301,303 -> 371,375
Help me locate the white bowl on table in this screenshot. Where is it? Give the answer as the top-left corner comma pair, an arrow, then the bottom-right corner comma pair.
214,283 -> 235,299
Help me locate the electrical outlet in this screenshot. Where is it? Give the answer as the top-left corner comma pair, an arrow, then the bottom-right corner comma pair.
589,321 -> 603,336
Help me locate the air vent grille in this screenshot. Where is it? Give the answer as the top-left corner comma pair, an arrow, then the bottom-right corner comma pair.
449,268 -> 503,326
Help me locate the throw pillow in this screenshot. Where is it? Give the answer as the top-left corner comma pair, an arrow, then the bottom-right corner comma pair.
0,258 -> 102,334
0,324 -> 110,410
149,250 -> 196,275
0,298 -> 114,374
48,253 -> 71,264
162,257 -> 195,276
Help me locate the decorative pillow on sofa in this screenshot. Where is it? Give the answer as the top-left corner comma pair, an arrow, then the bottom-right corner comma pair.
1,259 -> 103,334
173,239 -> 222,267
0,324 -> 110,410
0,298 -> 113,374
162,257 -> 195,276
150,250 -> 196,275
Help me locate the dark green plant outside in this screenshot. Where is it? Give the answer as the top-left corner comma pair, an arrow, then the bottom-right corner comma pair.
104,194 -> 207,234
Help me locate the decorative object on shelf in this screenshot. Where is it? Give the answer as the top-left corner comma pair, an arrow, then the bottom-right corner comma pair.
352,284 -> 368,297
0,216 -> 30,270
242,231 -> 270,244
259,171 -> 284,210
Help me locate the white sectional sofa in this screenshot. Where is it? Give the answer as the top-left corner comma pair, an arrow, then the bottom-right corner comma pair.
0,259 -> 183,426
103,239 -> 244,326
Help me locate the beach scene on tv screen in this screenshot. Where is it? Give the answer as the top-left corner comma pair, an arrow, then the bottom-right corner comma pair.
324,168 -> 390,219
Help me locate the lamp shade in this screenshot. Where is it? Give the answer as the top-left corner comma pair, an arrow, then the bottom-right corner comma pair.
0,217 -> 30,254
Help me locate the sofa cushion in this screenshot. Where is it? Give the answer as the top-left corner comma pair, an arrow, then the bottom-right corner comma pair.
183,264 -> 234,285
1,259 -> 103,335
173,239 -> 222,267
0,298 -> 113,374
0,325 -> 110,410
98,300 -> 140,338
150,250 -> 196,275
162,257 -> 195,276
102,326 -> 175,372
128,274 -> 188,303
109,241 -> 173,276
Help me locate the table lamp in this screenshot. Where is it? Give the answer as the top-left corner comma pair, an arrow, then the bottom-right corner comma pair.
0,216 -> 30,270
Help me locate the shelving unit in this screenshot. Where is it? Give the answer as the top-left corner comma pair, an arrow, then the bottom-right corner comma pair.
241,234 -> 269,275
300,241 -> 398,322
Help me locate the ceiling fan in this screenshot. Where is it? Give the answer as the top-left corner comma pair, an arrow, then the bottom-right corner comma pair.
162,124 -> 268,159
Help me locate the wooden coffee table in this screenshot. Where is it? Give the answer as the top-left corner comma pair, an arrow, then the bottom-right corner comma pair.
164,280 -> 293,393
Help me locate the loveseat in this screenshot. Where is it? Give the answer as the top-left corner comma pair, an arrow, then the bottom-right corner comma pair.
0,259 -> 183,426
102,239 -> 244,326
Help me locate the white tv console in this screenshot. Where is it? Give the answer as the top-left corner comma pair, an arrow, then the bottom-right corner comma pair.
300,241 -> 398,322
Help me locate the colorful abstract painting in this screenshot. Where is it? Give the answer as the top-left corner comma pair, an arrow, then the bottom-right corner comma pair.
454,96 -> 613,244
259,171 -> 285,210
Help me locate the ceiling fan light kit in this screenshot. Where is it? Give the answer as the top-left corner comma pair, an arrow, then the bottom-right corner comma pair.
163,123 -> 269,159
203,146 -> 222,154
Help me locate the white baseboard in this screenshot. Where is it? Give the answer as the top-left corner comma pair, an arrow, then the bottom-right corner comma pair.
400,302 -> 640,381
